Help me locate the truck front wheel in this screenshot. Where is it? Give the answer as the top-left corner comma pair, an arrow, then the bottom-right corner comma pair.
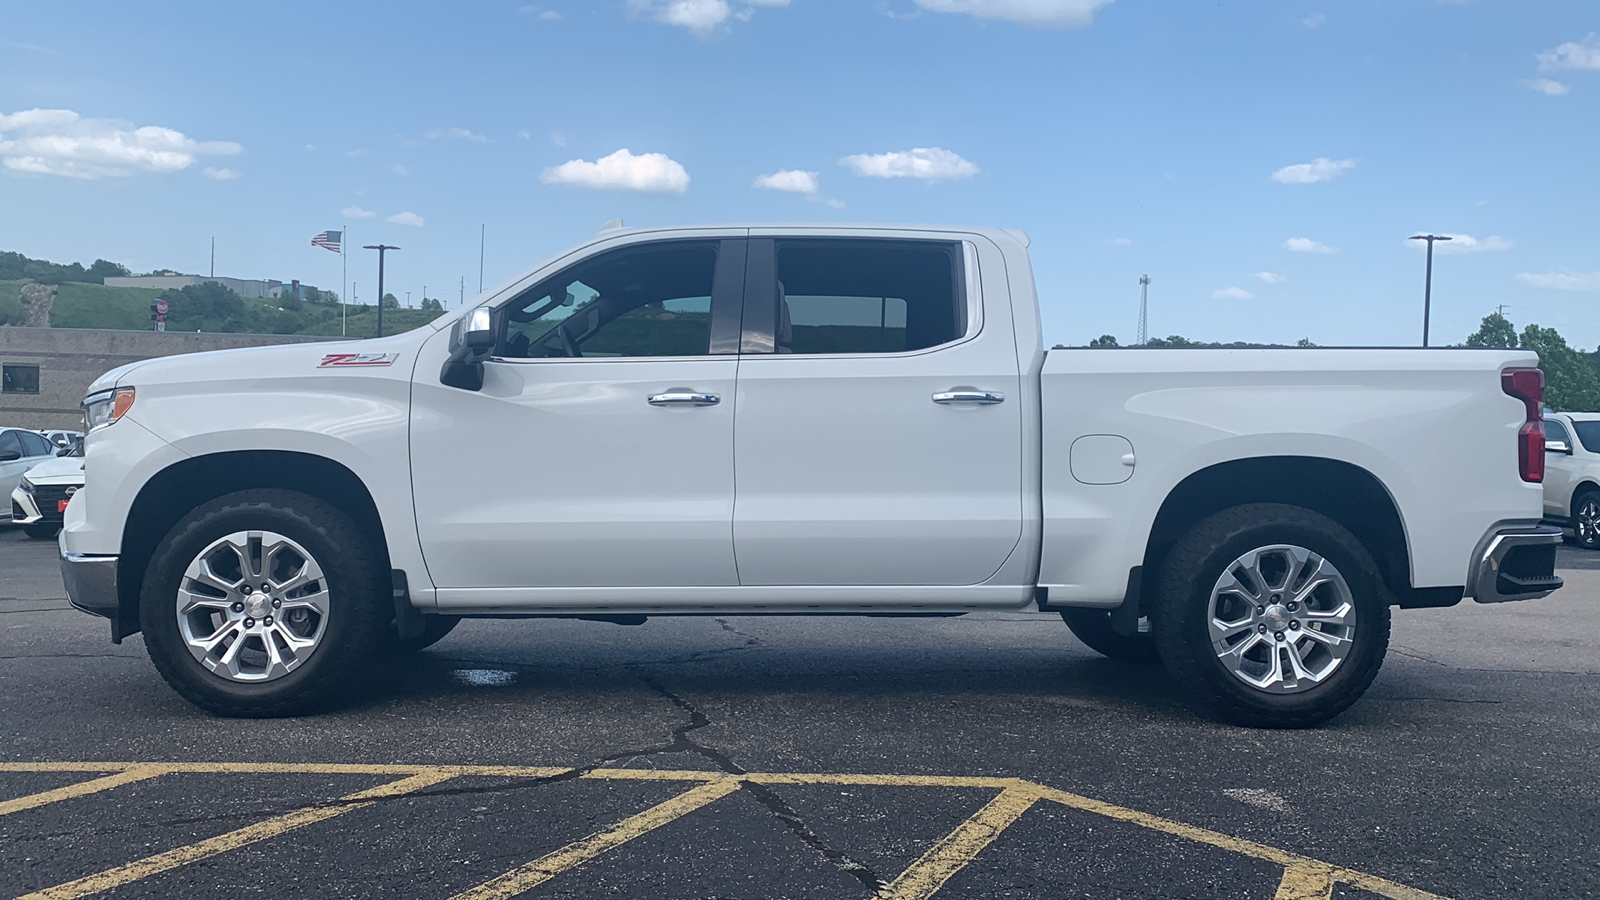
139,489 -> 389,717
1150,503 -> 1390,728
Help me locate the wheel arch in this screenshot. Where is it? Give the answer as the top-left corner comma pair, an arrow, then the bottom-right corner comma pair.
1571,480 -> 1600,515
1141,456 -> 1434,609
114,450 -> 390,639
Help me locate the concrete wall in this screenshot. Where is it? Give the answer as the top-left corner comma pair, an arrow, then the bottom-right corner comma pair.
0,327 -> 338,430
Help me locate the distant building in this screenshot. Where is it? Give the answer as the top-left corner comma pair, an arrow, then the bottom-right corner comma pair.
102,275 -> 316,300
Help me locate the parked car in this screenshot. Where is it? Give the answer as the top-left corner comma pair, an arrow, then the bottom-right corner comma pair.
40,429 -> 84,452
11,438 -> 84,540
58,223 -> 1563,726
1540,412 -> 1600,548
0,426 -> 58,512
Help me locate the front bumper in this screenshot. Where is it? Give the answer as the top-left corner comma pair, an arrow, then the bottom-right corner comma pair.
60,544 -> 120,620
1466,524 -> 1564,603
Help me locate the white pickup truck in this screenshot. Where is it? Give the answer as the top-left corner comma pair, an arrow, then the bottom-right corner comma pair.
60,224 -> 1564,727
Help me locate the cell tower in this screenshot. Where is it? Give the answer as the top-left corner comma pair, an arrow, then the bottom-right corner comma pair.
1137,275 -> 1150,345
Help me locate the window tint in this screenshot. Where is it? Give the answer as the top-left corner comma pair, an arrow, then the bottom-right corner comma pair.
2,364 -> 40,393
773,241 -> 964,355
0,431 -> 20,457
19,431 -> 51,457
1545,419 -> 1572,445
502,243 -> 717,359
1573,421 -> 1600,454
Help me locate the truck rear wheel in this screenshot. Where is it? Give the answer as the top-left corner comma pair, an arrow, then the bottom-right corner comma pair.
1150,503 -> 1390,728
1060,608 -> 1160,663
139,489 -> 389,717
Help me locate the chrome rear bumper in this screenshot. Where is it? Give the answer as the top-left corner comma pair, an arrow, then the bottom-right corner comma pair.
1467,524 -> 1564,603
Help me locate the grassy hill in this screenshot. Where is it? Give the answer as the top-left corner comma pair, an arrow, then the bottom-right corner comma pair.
2,279 -> 445,338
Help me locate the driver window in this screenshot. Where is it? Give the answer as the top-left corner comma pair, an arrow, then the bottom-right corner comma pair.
501,243 -> 717,359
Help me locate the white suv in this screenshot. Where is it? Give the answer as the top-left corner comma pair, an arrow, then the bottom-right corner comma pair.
1542,412 -> 1600,548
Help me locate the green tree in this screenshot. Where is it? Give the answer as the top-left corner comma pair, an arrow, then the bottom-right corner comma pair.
420,296 -> 443,313
1466,312 -> 1518,348
1145,335 -> 1198,347
1088,334 -> 1119,348
1296,337 -> 1317,348
381,292 -> 400,309
84,259 -> 131,283
1519,324 -> 1600,412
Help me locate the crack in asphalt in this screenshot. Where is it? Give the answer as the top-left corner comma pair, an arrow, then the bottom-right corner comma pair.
632,671 -> 886,893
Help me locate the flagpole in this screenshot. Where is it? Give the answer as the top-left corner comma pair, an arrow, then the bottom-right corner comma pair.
341,225 -> 348,337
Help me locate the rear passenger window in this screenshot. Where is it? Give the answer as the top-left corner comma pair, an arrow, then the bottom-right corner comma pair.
773,241 -> 965,355
19,431 -> 52,457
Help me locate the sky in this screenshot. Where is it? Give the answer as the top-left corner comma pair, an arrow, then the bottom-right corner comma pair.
0,0 -> 1596,349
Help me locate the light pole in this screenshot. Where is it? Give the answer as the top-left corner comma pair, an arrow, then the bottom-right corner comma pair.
1408,234 -> 1452,347
363,244 -> 400,337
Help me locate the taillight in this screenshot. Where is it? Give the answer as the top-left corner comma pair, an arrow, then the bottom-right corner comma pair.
1501,367 -> 1545,483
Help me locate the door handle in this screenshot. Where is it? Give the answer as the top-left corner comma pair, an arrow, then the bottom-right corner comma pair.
932,390 -> 1005,405
648,391 -> 720,407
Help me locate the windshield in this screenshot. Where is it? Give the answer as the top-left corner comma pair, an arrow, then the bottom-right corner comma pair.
1572,421 -> 1600,454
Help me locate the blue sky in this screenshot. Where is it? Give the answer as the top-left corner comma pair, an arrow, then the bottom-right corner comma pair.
1,0 -> 1596,348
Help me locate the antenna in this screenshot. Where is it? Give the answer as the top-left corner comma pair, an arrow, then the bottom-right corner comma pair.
1137,275 -> 1150,346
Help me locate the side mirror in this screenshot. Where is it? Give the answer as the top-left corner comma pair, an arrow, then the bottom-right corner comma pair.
0,450 -> 19,462
440,306 -> 496,391
1546,439 -> 1573,455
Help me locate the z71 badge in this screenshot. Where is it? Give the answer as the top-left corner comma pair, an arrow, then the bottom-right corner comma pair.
318,352 -> 399,368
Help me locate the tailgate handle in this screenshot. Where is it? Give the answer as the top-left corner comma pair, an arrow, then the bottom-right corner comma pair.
933,390 -> 1005,405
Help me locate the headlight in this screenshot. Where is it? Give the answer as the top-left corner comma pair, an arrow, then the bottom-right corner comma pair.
18,476 -> 32,494
83,387 -> 135,432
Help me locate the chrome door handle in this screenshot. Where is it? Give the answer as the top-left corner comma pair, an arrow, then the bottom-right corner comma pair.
932,390 -> 1005,405
648,391 -> 720,407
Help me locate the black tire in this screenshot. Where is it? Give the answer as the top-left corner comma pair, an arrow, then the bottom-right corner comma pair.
383,615 -> 462,654
1150,503 -> 1391,729
140,489 -> 389,717
1060,608 -> 1160,663
1571,490 -> 1600,550
23,522 -> 59,540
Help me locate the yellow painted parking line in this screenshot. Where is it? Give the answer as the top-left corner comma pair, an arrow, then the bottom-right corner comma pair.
877,786 -> 1039,900
0,762 -> 1451,900
1274,864 -> 1335,900
0,765 -> 165,817
16,770 -> 457,900
447,777 -> 743,900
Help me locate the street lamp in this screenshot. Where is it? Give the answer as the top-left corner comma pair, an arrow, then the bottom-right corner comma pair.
1408,234 -> 1452,347
363,245 -> 400,336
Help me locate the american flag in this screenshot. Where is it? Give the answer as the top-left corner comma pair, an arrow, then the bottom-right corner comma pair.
311,230 -> 342,252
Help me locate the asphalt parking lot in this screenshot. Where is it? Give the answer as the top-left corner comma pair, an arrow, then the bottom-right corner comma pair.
2,526 -> 1597,900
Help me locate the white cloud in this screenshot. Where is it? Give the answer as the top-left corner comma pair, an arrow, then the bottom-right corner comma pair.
0,108 -> 241,179
341,206 -> 377,219
541,9 -> 561,19
1517,272 -> 1600,293
387,211 -> 425,228
1272,157 -> 1356,184
1410,233 -> 1514,254
1212,286 -> 1254,300
304,143 -> 316,152
841,147 -> 978,181
1254,271 -> 1287,283
753,169 -> 818,194
825,198 -> 846,209
551,131 -> 568,147
426,127 -> 488,142
1108,237 -> 1133,246
1538,33 -> 1600,72
1286,237 -> 1337,254
1302,13 -> 1325,28
517,130 -> 531,140
390,163 -> 410,176
1524,78 -> 1570,96
202,166 -> 239,180
346,148 -> 367,157
912,0 -> 1113,28
540,148 -> 690,193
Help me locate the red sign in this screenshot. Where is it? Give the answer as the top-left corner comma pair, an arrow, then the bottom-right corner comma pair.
154,299 -> 169,315
58,500 -> 70,513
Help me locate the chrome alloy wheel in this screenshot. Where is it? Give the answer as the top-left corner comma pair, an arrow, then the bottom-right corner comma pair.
175,530 -> 330,682
1576,497 -> 1600,548
1207,544 -> 1356,694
